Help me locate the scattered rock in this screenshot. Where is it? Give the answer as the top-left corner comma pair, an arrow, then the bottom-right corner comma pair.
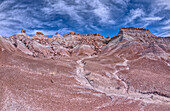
36,32 -> 44,36
21,29 -> 26,33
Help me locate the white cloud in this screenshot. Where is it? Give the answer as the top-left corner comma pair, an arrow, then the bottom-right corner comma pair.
0,0 -> 15,11
93,5 -> 114,24
0,13 -> 8,20
130,8 -> 145,20
43,0 -> 115,24
162,25 -> 170,30
125,8 -> 145,25
140,16 -> 163,27
91,0 -> 114,24
162,19 -> 170,25
157,0 -> 170,10
112,0 -> 130,6
0,0 -> 169,37
84,24 -> 102,32
161,19 -> 170,30
42,0 -> 84,24
157,31 -> 170,37
142,17 -> 163,21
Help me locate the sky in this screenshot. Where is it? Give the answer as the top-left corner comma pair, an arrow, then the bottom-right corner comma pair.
0,0 -> 170,37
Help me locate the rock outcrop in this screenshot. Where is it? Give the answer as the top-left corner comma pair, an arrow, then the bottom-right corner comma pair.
16,40 -> 33,55
21,29 -> 26,33
1,30 -> 110,58
103,27 -> 170,59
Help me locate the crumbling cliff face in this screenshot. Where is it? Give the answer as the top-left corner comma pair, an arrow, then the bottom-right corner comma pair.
4,30 -> 108,58
0,27 -> 170,111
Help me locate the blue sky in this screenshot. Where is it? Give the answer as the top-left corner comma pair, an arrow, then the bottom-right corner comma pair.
0,0 -> 170,37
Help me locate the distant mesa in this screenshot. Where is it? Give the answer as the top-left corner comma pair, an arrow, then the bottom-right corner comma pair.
36,32 -> 44,35
69,32 -> 80,35
93,33 -> 101,36
117,27 -> 156,38
119,27 -> 151,34
55,32 -> 60,35
120,27 -> 150,31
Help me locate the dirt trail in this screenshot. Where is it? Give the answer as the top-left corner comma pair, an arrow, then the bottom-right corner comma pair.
75,56 -> 170,105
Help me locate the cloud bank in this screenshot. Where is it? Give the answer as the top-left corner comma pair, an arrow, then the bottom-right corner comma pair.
0,0 -> 169,37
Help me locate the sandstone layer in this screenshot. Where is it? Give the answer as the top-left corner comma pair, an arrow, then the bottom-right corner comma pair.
0,27 -> 170,111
